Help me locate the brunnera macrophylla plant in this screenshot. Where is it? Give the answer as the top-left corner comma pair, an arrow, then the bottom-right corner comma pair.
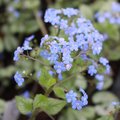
13,8 -> 111,119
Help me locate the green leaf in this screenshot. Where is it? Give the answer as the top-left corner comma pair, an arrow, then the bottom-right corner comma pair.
33,94 -> 66,115
94,22 -> 119,41
75,75 -> 87,89
59,107 -> 95,120
53,87 -> 65,99
39,69 -> 56,90
95,104 -> 115,116
16,96 -> 33,115
24,0 -> 40,10
104,44 -> 120,60
103,76 -> 113,90
80,5 -> 93,20
97,115 -> 114,120
92,92 -> 119,104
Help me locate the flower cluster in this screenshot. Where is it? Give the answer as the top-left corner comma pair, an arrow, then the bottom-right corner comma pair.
13,35 -> 34,61
95,2 -> 120,24
87,56 -> 110,90
41,8 -> 105,77
66,88 -> 88,110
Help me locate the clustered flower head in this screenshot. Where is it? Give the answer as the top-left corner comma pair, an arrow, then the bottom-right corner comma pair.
40,8 -> 110,90
95,2 -> 120,24
66,88 -> 88,110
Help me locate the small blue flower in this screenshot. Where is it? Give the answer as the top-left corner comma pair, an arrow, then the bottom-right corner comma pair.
23,35 -> 34,50
65,64 -> 72,71
48,54 -> 59,63
111,101 -> 120,106
59,19 -> 68,30
96,81 -> 104,90
23,40 -> 32,50
99,57 -> 109,66
62,8 -> 78,17
44,8 -> 61,25
49,70 -> 54,76
23,91 -> 30,98
105,64 -> 111,74
79,88 -> 88,106
50,41 -> 61,54
40,34 -> 49,46
95,74 -> 104,81
25,35 -> 35,41
14,71 -> 24,86
54,62 -> 66,73
13,47 -> 23,61
88,65 -> 97,76
92,42 -> 102,55
72,100 -> 82,110
40,50 -> 50,59
66,90 -> 77,103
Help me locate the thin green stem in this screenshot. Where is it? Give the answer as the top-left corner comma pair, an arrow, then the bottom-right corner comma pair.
30,109 -> 42,120
34,11 -> 48,36
21,54 -> 49,66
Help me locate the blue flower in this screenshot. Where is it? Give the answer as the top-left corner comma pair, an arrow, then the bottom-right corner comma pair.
65,64 -> 72,71
44,8 -> 61,25
105,64 -> 111,74
40,34 -> 49,46
99,57 -> 109,66
66,88 -> 88,110
25,35 -> 34,41
50,41 -> 61,54
111,101 -> 120,106
23,91 -> 30,98
49,70 -> 55,76
14,71 -> 24,86
95,2 -> 120,25
48,54 -> 59,63
66,90 -> 77,103
96,81 -> 104,90
72,100 -> 82,110
13,47 -> 23,61
59,19 -> 68,30
68,37 -> 78,51
54,62 -> 66,73
95,74 -> 104,81
23,40 -> 32,50
92,42 -> 102,55
40,50 -> 50,59
62,8 -> 78,17
23,35 -> 34,50
88,65 -> 97,76
79,88 -> 88,106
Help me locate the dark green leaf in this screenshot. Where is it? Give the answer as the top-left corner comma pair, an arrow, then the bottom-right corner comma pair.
33,94 -> 66,115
